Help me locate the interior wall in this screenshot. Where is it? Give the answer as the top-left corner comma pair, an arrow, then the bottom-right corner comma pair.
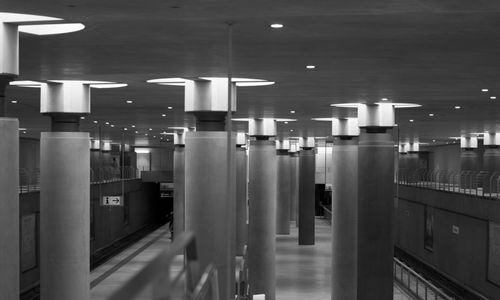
19,138 -> 40,171
396,191 -> 500,300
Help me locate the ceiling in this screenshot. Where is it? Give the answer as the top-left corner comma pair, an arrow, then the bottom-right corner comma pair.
3,0 -> 500,146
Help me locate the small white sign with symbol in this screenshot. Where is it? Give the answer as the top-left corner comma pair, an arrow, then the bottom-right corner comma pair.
452,225 -> 460,235
102,196 -> 122,206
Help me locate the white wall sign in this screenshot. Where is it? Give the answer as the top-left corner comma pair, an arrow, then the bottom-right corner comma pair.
102,195 -> 122,206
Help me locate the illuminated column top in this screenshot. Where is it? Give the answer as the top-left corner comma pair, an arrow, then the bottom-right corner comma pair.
484,132 -> 500,147
299,137 -> 315,149
276,139 -> 290,150
460,136 -> 478,149
185,78 -> 237,113
249,118 -> 277,137
174,131 -> 186,146
236,132 -> 247,146
332,117 -> 360,137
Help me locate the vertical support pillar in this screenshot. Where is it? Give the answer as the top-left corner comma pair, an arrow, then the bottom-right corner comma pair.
460,136 -> 479,189
235,132 -> 248,255
289,143 -> 300,227
356,103 -> 395,300
483,133 -> 500,193
248,119 -> 277,300
0,78 -> 19,299
298,137 -> 316,245
276,139 -> 291,235
184,78 -> 237,300
331,117 -> 359,300
40,81 -> 91,300
173,132 -> 185,239
1,22 -> 20,297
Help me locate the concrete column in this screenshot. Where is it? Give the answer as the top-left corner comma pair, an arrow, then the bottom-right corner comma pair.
41,132 -> 90,300
248,119 -> 277,300
276,139 -> 291,235
356,103 -> 395,300
185,132 -> 235,300
298,137 -> 316,245
236,132 -> 248,255
331,117 -> 359,300
460,136 -> 479,189
0,80 -> 19,299
289,144 -> 299,226
173,132 -> 185,239
183,78 -> 236,300
39,82 -> 91,300
483,133 -> 500,193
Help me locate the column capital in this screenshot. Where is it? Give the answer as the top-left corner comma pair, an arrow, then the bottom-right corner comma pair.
174,131 -> 186,146
332,117 -> 360,137
41,81 -> 91,115
358,103 -> 395,128
185,78 -> 237,113
484,132 -> 500,146
249,118 -> 276,137
460,136 -> 478,149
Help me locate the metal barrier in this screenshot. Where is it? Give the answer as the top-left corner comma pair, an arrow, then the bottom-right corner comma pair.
107,231 -> 219,300
394,258 -> 453,300
398,168 -> 500,200
236,246 -> 250,300
19,167 -> 141,194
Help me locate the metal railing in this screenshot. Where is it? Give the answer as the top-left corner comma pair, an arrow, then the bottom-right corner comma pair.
107,231 -> 219,300
398,168 -> 500,199
394,258 -> 453,300
19,167 -> 141,194
236,245 -> 250,300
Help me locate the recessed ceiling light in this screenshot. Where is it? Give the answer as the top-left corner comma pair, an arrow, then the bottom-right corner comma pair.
145,134 -> 148,136
290,110 -> 295,114
270,24 -> 283,29
93,121 -> 98,124
80,116 -> 85,120
162,114 -> 166,117
409,119 -> 414,122
482,89 -> 489,92
454,106 -> 461,109
124,128 -> 128,131
126,100 -> 133,104
306,65 -> 315,69
432,139 -> 436,142
168,106 -> 173,110
290,129 -> 294,132
131,125 -> 136,128
284,121 -> 289,124
149,128 -> 153,131
491,96 -> 496,100
11,100 -> 17,104
381,98 -> 388,101
22,131 -> 26,134
105,122 -> 110,125
429,113 -> 434,117
135,131 -> 138,134
110,125 -> 115,127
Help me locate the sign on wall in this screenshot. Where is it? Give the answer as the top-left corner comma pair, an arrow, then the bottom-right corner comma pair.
101,195 -> 122,206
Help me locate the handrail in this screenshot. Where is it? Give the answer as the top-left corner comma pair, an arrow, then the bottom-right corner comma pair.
107,231 -> 202,300
193,265 -> 219,300
398,168 -> 500,200
394,257 -> 453,300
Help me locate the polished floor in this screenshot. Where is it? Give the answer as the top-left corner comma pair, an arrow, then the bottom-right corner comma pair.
90,219 -> 415,300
